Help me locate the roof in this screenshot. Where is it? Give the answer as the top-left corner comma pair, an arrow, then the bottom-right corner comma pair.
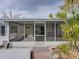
0,18 -> 63,21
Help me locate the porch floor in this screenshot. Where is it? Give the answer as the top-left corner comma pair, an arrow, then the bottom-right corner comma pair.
10,41 -> 68,48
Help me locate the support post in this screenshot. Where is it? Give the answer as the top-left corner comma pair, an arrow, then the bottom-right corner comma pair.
24,23 -> 25,40
17,25 -> 19,39
7,21 -> 10,43
45,21 -> 46,43
34,22 -> 35,43
54,22 -> 56,41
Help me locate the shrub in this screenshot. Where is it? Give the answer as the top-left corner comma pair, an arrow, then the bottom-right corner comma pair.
57,44 -> 71,54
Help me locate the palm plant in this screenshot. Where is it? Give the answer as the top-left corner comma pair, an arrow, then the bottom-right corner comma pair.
56,0 -> 79,50
56,11 -> 67,20
61,18 -> 79,48
48,13 -> 53,19
62,0 -> 79,11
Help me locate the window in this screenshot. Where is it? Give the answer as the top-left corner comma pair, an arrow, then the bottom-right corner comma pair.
0,26 -> 5,36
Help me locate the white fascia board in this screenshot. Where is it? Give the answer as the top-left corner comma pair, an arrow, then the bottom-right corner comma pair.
0,18 -> 63,22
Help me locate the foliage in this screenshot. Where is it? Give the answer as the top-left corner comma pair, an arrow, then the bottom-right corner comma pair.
60,15 -> 79,48
62,0 -> 79,11
56,11 -> 67,20
48,13 -> 53,18
56,0 -> 79,49
57,44 -> 71,54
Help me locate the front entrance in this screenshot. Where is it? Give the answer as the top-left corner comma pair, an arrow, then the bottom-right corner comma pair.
35,22 -> 46,42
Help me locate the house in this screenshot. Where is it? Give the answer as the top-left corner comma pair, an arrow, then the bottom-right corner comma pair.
0,18 -> 66,47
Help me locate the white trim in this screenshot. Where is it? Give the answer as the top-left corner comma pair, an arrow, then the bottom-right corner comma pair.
24,23 -> 25,40
35,35 -> 45,36
34,21 -> 46,42
1,18 -> 63,22
34,22 -> 35,43
34,21 -> 46,23
54,22 -> 56,41
17,25 -> 19,38
7,22 -> 10,42
45,21 -> 46,43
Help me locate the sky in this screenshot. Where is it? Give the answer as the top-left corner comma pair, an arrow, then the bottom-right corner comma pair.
0,0 -> 64,18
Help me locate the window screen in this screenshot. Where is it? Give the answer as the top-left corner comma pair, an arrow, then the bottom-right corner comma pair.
1,26 -> 5,36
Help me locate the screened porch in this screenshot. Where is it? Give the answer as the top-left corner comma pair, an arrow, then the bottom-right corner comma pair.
9,21 -> 64,42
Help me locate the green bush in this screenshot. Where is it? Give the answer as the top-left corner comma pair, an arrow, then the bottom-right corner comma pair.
57,44 -> 71,54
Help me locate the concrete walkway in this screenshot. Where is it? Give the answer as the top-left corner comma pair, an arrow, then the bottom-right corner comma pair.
0,48 -> 30,59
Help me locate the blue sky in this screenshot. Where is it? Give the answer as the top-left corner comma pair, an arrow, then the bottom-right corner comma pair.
0,0 -> 64,18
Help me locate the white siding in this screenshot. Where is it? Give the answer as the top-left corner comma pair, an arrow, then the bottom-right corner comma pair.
0,22 -> 9,43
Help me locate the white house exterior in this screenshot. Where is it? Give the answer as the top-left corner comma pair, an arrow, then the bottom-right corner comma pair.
0,18 -> 66,47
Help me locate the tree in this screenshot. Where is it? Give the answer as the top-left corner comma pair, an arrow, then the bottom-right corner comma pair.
56,11 -> 67,20
62,0 -> 79,11
61,18 -> 79,48
56,0 -> 79,49
48,13 -> 53,18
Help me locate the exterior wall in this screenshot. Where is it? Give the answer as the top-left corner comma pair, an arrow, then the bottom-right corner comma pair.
0,21 -> 9,43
